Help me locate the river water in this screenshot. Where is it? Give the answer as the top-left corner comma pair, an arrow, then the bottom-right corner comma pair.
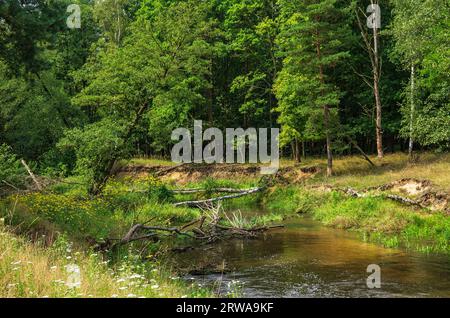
173,216 -> 450,297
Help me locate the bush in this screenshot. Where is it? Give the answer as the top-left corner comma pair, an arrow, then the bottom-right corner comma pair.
0,144 -> 26,187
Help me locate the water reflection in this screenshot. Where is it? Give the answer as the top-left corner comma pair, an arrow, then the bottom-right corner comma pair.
172,216 -> 450,297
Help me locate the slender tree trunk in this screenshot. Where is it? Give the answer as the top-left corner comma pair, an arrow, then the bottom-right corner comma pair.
316,38 -> 333,177
408,64 -> 415,160
88,101 -> 150,195
295,138 -> 301,163
356,2 -> 383,158
373,25 -> 383,159
291,141 -> 295,160
207,58 -> 214,126
323,105 -> 333,176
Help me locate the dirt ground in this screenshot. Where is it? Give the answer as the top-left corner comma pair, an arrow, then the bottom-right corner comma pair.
118,163 -> 320,184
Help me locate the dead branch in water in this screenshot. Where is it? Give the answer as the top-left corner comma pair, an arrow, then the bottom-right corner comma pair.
109,205 -> 283,249
173,187 -> 263,208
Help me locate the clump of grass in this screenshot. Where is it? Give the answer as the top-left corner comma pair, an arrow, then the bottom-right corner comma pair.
136,202 -> 200,224
264,186 -> 324,215
221,210 -> 282,229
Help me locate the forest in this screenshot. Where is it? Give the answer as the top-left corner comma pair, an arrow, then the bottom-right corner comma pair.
0,0 -> 449,299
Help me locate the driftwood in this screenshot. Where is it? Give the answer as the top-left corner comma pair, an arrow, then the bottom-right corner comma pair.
172,188 -> 250,194
111,206 -> 284,249
173,187 -> 263,208
334,186 -> 425,209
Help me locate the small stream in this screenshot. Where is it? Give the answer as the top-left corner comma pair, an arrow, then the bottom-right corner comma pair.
172,215 -> 450,297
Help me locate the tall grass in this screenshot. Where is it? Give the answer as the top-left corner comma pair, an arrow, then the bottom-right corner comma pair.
0,224 -> 209,298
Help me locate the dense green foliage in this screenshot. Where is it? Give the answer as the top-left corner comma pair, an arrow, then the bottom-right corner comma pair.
0,0 -> 448,190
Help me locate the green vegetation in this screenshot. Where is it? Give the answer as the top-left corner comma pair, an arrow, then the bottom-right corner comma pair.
313,193 -> 450,253
260,153 -> 450,254
0,224 -> 209,298
0,0 -> 449,298
0,175 -> 210,298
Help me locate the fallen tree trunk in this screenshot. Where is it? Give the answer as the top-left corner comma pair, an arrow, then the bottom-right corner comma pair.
385,194 -> 422,207
346,136 -> 375,167
173,187 -> 263,208
172,187 -> 253,194
109,211 -> 283,249
21,160 -> 42,191
155,163 -> 185,177
330,186 -> 426,210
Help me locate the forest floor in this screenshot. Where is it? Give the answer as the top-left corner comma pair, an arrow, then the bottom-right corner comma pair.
0,152 -> 449,297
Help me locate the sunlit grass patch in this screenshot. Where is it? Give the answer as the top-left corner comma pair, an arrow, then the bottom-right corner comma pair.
291,152 -> 450,191
312,192 -> 450,253
0,225 -> 210,298
264,186 -> 325,215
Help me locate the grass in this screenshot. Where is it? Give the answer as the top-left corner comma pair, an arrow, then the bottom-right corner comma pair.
0,175 -> 210,298
1,151 -> 449,297
264,187 -> 450,254
127,157 -> 177,167
288,152 -> 450,192
0,223 -> 209,298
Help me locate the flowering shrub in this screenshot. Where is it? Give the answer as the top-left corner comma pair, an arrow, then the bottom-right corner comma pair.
14,194 -> 113,240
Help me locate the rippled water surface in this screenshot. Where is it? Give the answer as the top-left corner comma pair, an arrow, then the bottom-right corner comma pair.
173,216 -> 450,297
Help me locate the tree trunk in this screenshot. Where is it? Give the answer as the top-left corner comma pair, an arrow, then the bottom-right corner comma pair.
295,138 -> 301,163
373,24 -> 383,159
88,101 -> 150,196
315,37 -> 333,177
408,64 -> 415,160
324,105 -> 333,177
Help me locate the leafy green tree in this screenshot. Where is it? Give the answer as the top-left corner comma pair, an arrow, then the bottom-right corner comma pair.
275,0 -> 354,175
219,0 -> 281,128
390,0 -> 450,151
0,143 -> 26,188
68,0 -> 215,194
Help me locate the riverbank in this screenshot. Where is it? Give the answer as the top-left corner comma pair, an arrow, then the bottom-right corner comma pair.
123,152 -> 450,254
264,187 -> 450,253
0,176 -> 211,298
0,152 -> 448,297
0,224 -> 206,298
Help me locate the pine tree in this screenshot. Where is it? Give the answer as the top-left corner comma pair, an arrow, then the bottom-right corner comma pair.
276,0 -> 353,176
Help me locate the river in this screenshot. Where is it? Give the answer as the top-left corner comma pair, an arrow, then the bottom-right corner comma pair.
173,215 -> 450,297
